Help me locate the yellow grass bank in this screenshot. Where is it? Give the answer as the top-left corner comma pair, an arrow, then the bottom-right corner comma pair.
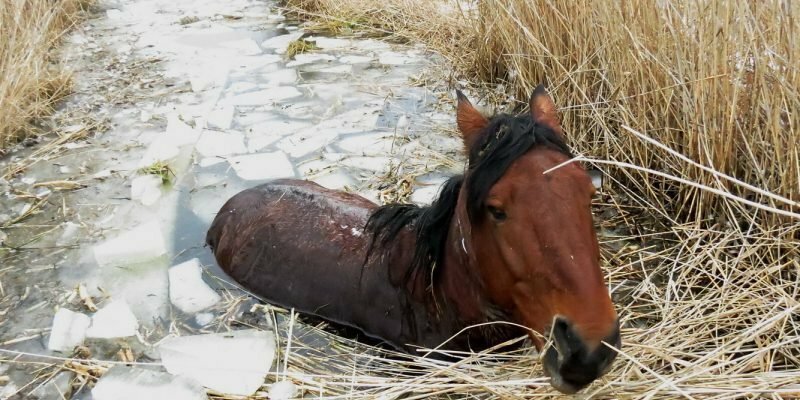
0,0 -> 89,151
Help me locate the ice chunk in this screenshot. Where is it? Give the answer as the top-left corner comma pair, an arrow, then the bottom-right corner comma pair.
131,175 -> 163,206
195,130 -> 247,157
189,65 -> 229,93
47,308 -> 91,352
228,152 -> 295,181
318,64 -> 353,74
195,313 -> 214,326
106,9 -> 123,19
309,170 -> 357,190
246,133 -> 282,153
138,116 -> 201,167
220,38 -> 262,55
92,366 -> 206,400
56,222 -> 81,246
339,55 -> 373,64
206,106 -> 235,130
351,39 -> 391,51
159,330 -> 276,396
85,300 -> 139,339
268,381 -> 297,400
198,157 -> 225,168
0,381 -> 18,399
411,185 -> 443,205
337,132 -> 395,155
340,156 -> 392,172
189,184 -> 245,226
169,259 -> 221,314
227,81 -> 259,93
264,68 -> 297,86
97,258 -> 170,325
286,53 -> 336,67
260,32 -> 304,54
378,51 -> 419,65
93,221 -> 166,268
31,371 -> 72,399
308,37 -> 351,49
220,87 -> 302,106
276,129 -> 338,158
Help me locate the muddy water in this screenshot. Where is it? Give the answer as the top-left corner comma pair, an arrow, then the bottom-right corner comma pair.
0,0 -> 463,395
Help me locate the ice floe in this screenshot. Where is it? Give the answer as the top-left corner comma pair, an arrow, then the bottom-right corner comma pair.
85,300 -> 139,339
260,32 -> 304,54
228,151 -> 295,181
195,130 -> 247,157
159,330 -> 276,396
92,221 -> 167,268
220,87 -> 302,106
92,366 -> 206,400
47,308 -> 91,352
131,175 -> 163,206
168,258 -> 221,314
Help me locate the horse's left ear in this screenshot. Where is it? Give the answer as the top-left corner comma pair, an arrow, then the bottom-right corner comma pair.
529,84 -> 564,136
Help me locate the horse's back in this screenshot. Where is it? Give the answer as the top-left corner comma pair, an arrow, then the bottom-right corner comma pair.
206,179 -> 404,339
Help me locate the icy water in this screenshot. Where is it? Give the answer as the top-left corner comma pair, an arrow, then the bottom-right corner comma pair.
0,0 -> 463,397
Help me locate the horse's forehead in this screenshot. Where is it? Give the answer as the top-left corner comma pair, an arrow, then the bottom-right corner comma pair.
498,148 -> 587,191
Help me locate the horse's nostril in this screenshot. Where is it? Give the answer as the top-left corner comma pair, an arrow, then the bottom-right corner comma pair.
551,316 -> 583,360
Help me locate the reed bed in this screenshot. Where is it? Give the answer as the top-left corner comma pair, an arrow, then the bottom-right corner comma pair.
0,0 -> 89,151
275,0 -> 800,398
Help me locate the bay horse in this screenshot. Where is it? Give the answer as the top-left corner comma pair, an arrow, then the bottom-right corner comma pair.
206,85 -> 620,393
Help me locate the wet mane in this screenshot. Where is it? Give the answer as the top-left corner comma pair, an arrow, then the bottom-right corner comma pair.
365,110 -> 573,293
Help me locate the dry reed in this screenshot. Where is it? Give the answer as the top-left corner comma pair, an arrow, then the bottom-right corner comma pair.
0,0 -> 90,151
276,0 -> 800,398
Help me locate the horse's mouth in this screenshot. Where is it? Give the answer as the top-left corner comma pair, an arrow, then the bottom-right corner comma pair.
540,326 -> 621,394
542,346 -> 584,394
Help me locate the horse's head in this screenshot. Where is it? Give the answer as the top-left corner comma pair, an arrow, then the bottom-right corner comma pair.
456,86 -> 620,393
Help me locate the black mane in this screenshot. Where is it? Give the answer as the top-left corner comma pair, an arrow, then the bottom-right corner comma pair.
365,110 -> 572,293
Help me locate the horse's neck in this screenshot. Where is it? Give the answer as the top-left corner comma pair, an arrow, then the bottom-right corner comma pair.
437,206 -> 488,323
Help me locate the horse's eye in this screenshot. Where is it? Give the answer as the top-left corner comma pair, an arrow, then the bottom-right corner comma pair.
487,205 -> 507,221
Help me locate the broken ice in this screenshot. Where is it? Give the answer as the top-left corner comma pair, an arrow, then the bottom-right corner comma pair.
169,259 -> 221,314
268,381 -> 297,400
92,366 -> 206,400
260,32 -> 304,54
93,221 -> 167,268
159,330 -> 276,396
47,308 -> 91,352
195,130 -> 247,157
131,175 -> 163,206
206,106 -> 235,130
228,152 -> 295,181
85,300 -> 139,339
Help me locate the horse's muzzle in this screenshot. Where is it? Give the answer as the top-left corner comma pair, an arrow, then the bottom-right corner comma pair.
542,316 -> 621,394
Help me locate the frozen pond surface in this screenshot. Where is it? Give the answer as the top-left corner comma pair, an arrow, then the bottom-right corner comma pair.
0,0 -> 462,397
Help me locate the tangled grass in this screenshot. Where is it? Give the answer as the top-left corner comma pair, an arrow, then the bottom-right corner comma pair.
0,0 -> 90,151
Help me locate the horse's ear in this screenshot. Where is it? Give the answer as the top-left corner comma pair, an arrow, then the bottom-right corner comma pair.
529,84 -> 563,135
456,90 -> 488,150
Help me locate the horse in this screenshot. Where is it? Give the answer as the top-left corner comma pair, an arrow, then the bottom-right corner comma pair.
206,85 -> 620,393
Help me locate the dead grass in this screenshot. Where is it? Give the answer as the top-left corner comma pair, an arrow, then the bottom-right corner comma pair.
277,0 -> 800,398
0,0 -> 90,151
